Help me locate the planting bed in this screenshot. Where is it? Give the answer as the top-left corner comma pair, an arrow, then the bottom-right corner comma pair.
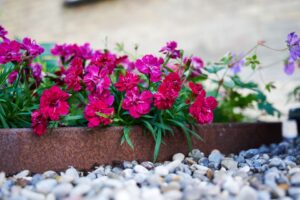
0,122 -> 281,174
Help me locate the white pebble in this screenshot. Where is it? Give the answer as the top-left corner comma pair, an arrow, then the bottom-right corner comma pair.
239,165 -> 250,173
52,183 -> 73,197
237,186 -> 257,200
70,184 -> 91,197
46,193 -> 55,200
14,170 -> 30,179
0,172 -> 6,186
114,189 -> 131,200
21,189 -> 45,200
134,165 -> 149,174
172,153 -> 185,162
154,166 -> 169,176
166,160 -> 181,172
35,179 -> 57,193
65,167 -> 79,180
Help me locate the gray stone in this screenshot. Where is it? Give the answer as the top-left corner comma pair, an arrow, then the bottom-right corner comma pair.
288,187 -> 300,197
269,157 -> 286,169
289,167 -> 300,175
221,158 -> 238,170
141,161 -> 154,170
188,149 -> 204,161
291,172 -> 300,186
208,150 -> 223,168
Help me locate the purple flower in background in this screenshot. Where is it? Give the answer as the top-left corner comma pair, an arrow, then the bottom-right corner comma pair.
230,53 -> 245,74
136,54 -> 164,82
160,41 -> 180,59
30,63 -> 43,83
286,32 -> 300,61
284,58 -> 295,75
0,40 -> 22,64
0,26 -> 8,40
21,37 -> 44,58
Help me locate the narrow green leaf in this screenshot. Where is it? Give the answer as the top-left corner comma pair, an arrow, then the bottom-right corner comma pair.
122,126 -> 134,149
153,128 -> 162,162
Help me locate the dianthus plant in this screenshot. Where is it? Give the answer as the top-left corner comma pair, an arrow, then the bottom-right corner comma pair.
0,27 -> 218,160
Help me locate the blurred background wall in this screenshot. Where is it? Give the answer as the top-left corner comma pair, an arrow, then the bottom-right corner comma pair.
0,0 -> 300,119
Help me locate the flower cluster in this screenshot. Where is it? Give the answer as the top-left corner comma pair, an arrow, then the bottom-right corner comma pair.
0,26 -> 219,138
32,86 -> 70,135
154,72 -> 181,110
0,27 -> 44,65
285,32 -> 300,75
37,40 -> 218,135
0,26 -> 44,89
188,83 -> 218,124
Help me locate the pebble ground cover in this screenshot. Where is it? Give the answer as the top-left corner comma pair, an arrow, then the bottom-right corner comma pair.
1,137 -> 300,200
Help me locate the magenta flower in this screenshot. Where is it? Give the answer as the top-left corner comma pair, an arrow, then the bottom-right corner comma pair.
40,86 -> 70,121
160,41 -> 180,59
31,110 -> 48,136
73,43 -> 93,60
136,54 -> 164,82
0,26 -> 8,40
21,37 -> 44,58
189,94 -> 218,124
88,90 -> 114,106
30,63 -> 43,84
154,72 -> 181,110
0,40 -> 22,64
114,72 -> 140,92
8,70 -> 18,84
90,51 -> 118,74
122,87 -> 152,118
51,44 -> 70,58
83,65 -> 111,93
84,100 -> 114,127
51,43 -> 93,61
117,56 -> 135,72
65,57 -> 83,91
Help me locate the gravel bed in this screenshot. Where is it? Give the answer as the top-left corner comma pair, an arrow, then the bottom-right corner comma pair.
1,138 -> 300,200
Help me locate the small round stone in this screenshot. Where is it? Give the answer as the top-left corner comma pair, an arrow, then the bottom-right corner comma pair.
133,165 -> 149,174
35,179 -> 57,193
154,166 -> 169,176
172,153 -> 185,162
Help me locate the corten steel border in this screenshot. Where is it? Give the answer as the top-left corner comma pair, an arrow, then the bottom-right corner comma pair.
0,122 -> 282,174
